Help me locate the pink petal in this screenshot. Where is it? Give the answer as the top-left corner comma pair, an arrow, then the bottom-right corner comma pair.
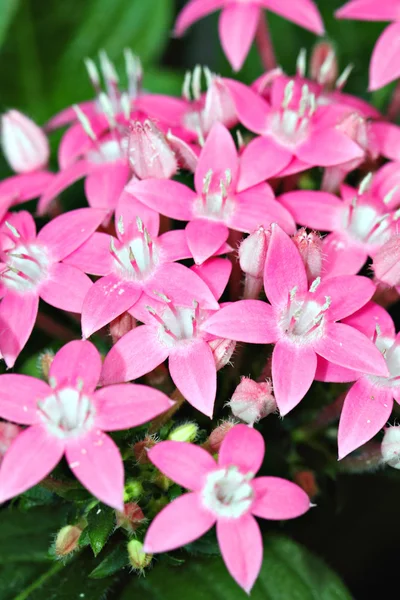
40,263 -> 93,313
191,258 -> 232,300
298,129 -> 364,167
219,4 -> 260,71
116,190 -> 160,240
100,325 -> 170,384
264,224 -> 308,309
125,178 -> 195,220
338,378 -> 393,459
0,293 -> 38,368
147,440 -> 217,491
217,515 -> 262,594
66,430 -> 124,510
314,275 -> 375,322
202,300 -> 278,344
4,210 -> 36,239
278,156 -> 309,177
85,162 -> 130,211
370,23 -> 400,91
49,340 -> 102,393
136,94 -> 187,127
314,322 -> 389,376
58,118 -> 108,169
81,274 -> 141,338
272,341 -> 317,415
262,0 -> 324,34
251,476 -> 310,519
371,122 -> 400,161
0,171 -> 55,204
219,423 -> 265,474
62,232 -> 114,276
222,78 -> 270,135
0,425 -> 64,503
174,0 -> 224,35
237,136 -> 292,192
336,0 -> 400,21
232,184 -> 296,235
158,230 -> 192,262
343,301 -> 396,339
322,235 -> 368,278
195,123 -> 239,193
45,101 -> 96,131
94,384 -> 173,431
186,219 -> 229,265
279,190 -> 343,231
315,356 -> 358,383
169,341 -> 217,417
144,492 -> 216,553
37,160 -> 91,215
0,374 -> 49,425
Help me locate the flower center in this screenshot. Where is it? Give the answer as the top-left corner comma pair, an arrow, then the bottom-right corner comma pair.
0,227 -> 49,293
193,168 -> 235,221
110,217 -> 159,281
201,467 -> 254,519
370,333 -> 400,388
268,81 -> 315,148
87,135 -> 128,165
279,279 -> 330,343
37,386 -> 96,439
343,199 -> 395,247
147,297 -> 203,347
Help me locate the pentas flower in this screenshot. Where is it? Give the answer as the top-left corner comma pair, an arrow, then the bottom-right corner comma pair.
143,425 -> 311,592
0,340 -> 173,509
336,0 -> 400,90
175,0 -> 324,71
126,122 -> 295,265
100,258 -> 233,417
372,234 -> 400,289
202,225 -> 389,415
0,208 -> 104,367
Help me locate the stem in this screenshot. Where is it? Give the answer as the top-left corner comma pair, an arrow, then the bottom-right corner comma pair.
255,13 -> 277,72
15,562 -> 65,600
149,388 -> 186,434
36,312 -> 77,342
387,80 -> 400,121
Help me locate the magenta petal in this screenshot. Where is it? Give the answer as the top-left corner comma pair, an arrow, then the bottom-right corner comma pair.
63,232 -> 114,276
194,123 -> 239,194
37,160 -> 90,215
298,129 -> 364,167
0,425 -> 64,503
4,211 -> 37,239
40,263 -> 92,313
336,0 -> 399,21
175,0 -> 224,35
202,300 -> 278,344
314,275 -> 375,322
0,293 -> 38,368
85,162 -> 130,211
263,0 -> 324,34
191,258 -> 232,300
322,235 -> 367,278
232,184 -> 296,235
237,136 -> 292,192
338,378 -> 393,459
371,122 -> 400,162
315,356 -> 358,383
66,430 -> 124,510
116,190 -> 160,240
343,301 -> 396,339
49,340 -> 102,393
144,492 -> 215,553
370,23 -> 400,91
81,274 -> 141,338
219,424 -> 265,474
223,78 -> 270,135
217,515 -> 262,594
186,219 -> 229,265
125,178 -> 195,220
219,4 -> 260,71
272,341 -> 317,415
148,440 -> 216,491
251,476 -> 310,520
101,325 -> 170,384
158,230 -> 192,262
169,341 -> 216,417
314,323 -> 389,377
94,384 -> 173,431
0,171 -> 55,204
0,374 -> 49,425
278,190 -> 343,231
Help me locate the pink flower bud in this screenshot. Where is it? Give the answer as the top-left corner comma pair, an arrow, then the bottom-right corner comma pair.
310,42 -> 338,87
1,110 -> 49,173
109,312 -> 137,344
133,435 -> 156,465
293,470 -> 319,499
239,227 -> 270,278
381,426 -> 400,469
0,421 -> 20,461
116,502 -> 145,532
54,525 -> 83,557
292,228 -> 323,282
228,378 -> 276,425
208,420 -> 237,453
209,338 -> 236,371
372,235 -> 400,288
128,120 -> 178,179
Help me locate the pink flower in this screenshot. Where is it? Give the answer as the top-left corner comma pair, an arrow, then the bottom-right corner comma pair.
0,340 -> 173,509
0,208 -> 104,367
336,0 -> 400,90
126,122 -> 295,265
143,424 -> 311,592
202,224 -> 389,415
175,0 -> 324,71
100,258 -> 232,417
372,234 -> 400,288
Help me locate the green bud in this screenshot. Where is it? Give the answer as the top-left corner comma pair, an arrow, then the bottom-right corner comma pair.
123,479 -> 143,502
127,540 -> 152,570
54,525 -> 82,557
168,422 -> 198,443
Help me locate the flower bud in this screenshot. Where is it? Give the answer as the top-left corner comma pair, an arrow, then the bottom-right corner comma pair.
168,422 -> 198,442
39,351 -> 54,380
208,420 -> 237,453
152,472 -> 171,491
0,421 -> 20,461
54,525 -> 82,557
372,236 -> 400,288
292,228 -> 323,282
110,312 -> 137,344
310,42 -> 338,87
293,470 -> 318,499
123,479 -> 143,502
133,435 -> 157,465
381,426 -> 400,469
116,503 -> 145,532
1,110 -> 49,173
228,378 -> 276,425
128,120 -> 178,179
239,226 -> 270,278
127,540 -> 152,571
209,338 -> 236,371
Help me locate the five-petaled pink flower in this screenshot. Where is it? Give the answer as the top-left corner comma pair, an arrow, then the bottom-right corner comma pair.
0,340 -> 173,509
143,424 -> 311,593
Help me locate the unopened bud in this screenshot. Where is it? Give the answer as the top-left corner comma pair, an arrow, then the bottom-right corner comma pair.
1,110 -> 50,173
208,420 -> 237,453
39,351 -> 54,380
381,426 -> 400,469
209,338 -> 236,371
372,235 -> 400,288
110,312 -> 137,344
228,378 -> 276,425
310,42 -> 338,87
128,120 -> 178,180
293,470 -> 319,499
133,436 -> 157,465
292,228 -> 323,282
55,525 -> 82,557
0,421 -> 20,460
116,503 -> 145,532
168,422 -> 198,442
239,227 -> 270,278
123,479 -> 143,501
127,540 -> 152,571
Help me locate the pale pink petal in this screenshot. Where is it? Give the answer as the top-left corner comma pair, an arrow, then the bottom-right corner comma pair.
85,162 -> 130,211
338,378 -> 393,459
237,136 -> 292,192
336,0 -> 400,21
322,235 -> 367,278
37,160 -> 90,215
0,374 -> 49,425
315,356 -> 358,383
66,430 -> 124,510
0,171 -> 55,204
314,322 -> 389,376
370,23 -> 400,91
136,94 -> 187,127
186,219 -> 229,265
298,129 -> 364,167
194,123 -> 239,193
116,190 -> 160,240
144,493 -> 216,553
191,258 -> 232,300
169,341 -> 216,417
343,301 -> 396,339
264,224 -> 308,309
0,425 -> 64,503
0,293 -> 38,368
94,384 -> 173,431
278,156 -> 309,177
222,79 -> 270,135
217,515 -> 262,594
264,0 -> 324,32
147,440 -> 217,491
175,0 -> 224,35
158,230 -> 191,262
232,184 -> 296,235
62,232 -> 114,276
202,300 -> 278,344
45,101 -> 96,131
4,210 -> 36,239
278,190 -> 343,231
371,122 -> 400,161
125,178 -> 195,220
100,325 -> 170,384
219,4 -> 261,71
81,274 -> 141,338
272,341 -> 317,415
219,423 -> 265,474
58,118 -> 108,169
40,263 -> 93,313
49,340 -> 102,393
251,476 -> 310,519
314,275 -> 375,322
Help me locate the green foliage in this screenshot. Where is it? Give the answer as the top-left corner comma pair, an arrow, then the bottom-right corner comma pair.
89,543 -> 129,579
87,505 -> 116,556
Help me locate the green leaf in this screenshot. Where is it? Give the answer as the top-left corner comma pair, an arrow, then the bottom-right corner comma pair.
89,543 -> 128,579
0,0 -> 20,48
87,506 -> 115,556
0,563 -> 48,600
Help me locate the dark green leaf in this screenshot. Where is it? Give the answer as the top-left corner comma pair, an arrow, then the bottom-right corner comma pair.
0,0 -> 20,48
89,543 -> 128,579
87,506 -> 115,556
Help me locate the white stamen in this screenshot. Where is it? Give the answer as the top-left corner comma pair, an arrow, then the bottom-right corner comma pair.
336,64 -> 353,89
296,48 -> 307,78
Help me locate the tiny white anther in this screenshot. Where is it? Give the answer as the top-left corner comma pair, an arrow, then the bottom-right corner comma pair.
236,130 -> 244,149
321,296 -> 331,311
290,285 -> 298,300
282,81 -> 294,109
318,50 -> 335,85
73,105 -> 97,141
309,277 -> 321,293
84,58 -> 100,87
98,92 -> 116,126
136,216 -> 144,232
225,169 -> 232,187
153,291 -> 171,303
99,49 -> 119,84
296,48 -> 307,78
117,215 -> 125,235
203,66 -> 214,88
192,64 -> 202,101
358,172 -> 372,196
336,64 -> 353,89
49,376 -> 57,389
5,221 -> 20,238
383,185 -> 399,205
203,169 -> 213,194
120,92 -> 131,120
182,71 -> 192,101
